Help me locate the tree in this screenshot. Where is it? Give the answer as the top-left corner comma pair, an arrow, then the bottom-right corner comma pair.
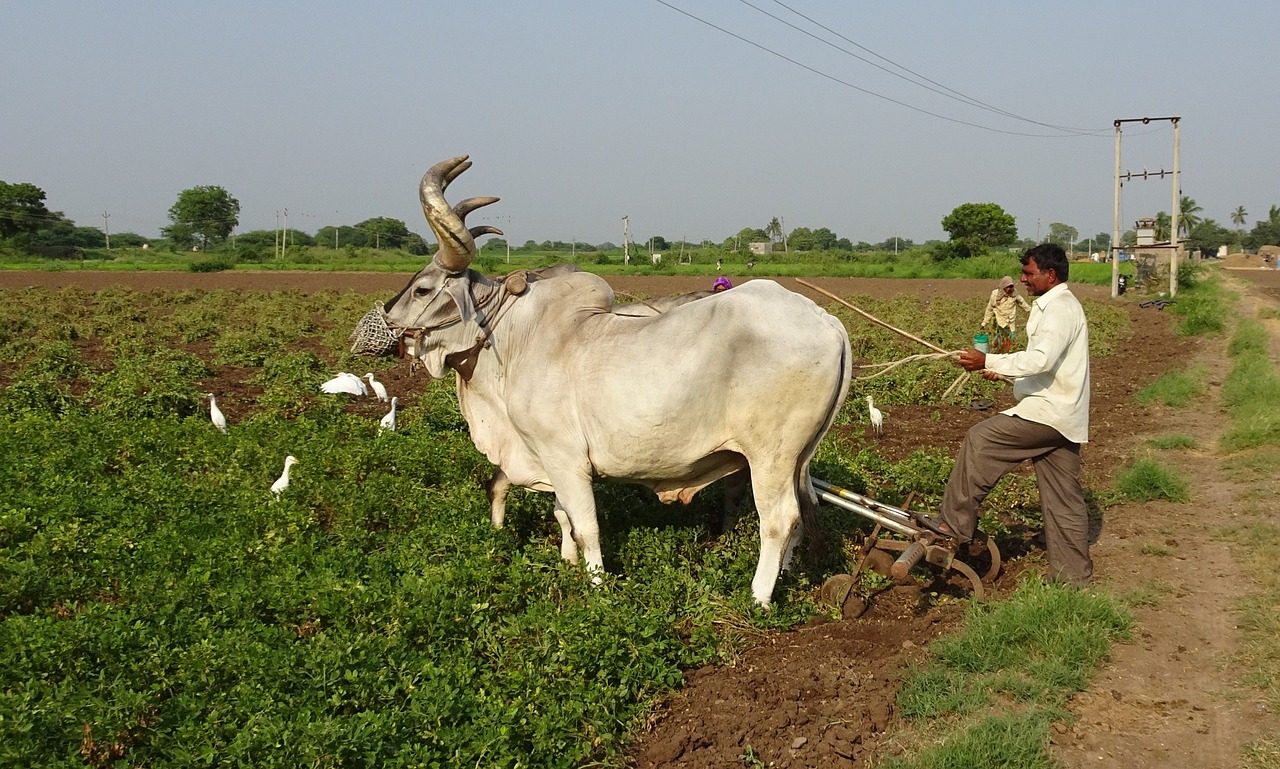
163,185 -> 240,249
1231,205 -> 1248,245
1047,222 -> 1078,252
940,203 -> 1017,258
1177,195 -> 1203,239
787,227 -> 815,251
315,225 -> 368,248
1154,211 -> 1171,242
1075,230 -> 1105,254
356,217 -> 414,249
811,227 -> 838,250
874,236 -> 914,252
1244,216 -> 1280,250
1184,218 -> 1231,254
765,217 -> 783,245
724,227 -> 768,253
0,181 -> 52,240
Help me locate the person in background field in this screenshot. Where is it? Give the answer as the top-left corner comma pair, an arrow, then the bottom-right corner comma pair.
712,276 -> 732,292
981,274 -> 1032,353
938,243 -> 1093,586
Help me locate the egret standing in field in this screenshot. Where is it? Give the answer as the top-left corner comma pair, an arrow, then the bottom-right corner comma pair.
379,397 -> 398,434
364,372 -> 389,402
320,372 -> 367,396
867,395 -> 884,436
207,392 -> 228,434
271,455 -> 299,500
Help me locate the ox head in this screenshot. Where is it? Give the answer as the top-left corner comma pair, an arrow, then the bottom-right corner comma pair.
383,156 -> 505,378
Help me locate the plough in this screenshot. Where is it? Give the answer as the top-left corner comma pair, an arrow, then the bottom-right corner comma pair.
811,477 -> 1001,604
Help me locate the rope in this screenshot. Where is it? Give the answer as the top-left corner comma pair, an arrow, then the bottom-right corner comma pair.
794,278 -> 1012,393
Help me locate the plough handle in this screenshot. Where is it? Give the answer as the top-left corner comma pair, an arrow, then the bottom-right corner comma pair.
890,541 -> 927,580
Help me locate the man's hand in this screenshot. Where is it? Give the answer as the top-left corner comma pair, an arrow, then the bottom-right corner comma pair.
956,349 -> 986,371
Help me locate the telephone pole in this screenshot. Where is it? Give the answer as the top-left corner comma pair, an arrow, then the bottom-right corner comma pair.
622,216 -> 630,266
101,212 -> 110,249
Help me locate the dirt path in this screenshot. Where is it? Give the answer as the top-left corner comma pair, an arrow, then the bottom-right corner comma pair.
1052,272 -> 1280,768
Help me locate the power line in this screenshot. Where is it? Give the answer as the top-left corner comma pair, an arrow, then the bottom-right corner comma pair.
652,0 -> 1110,138
754,0 -> 1110,135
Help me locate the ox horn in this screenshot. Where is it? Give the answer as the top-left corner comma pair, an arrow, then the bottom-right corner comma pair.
420,155 -> 503,274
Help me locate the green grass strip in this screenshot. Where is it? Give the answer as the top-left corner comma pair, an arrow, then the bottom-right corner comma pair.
881,709 -> 1059,769
1113,459 -> 1191,503
1135,365 -> 1209,408
1221,318 -> 1280,451
897,580 -> 1132,720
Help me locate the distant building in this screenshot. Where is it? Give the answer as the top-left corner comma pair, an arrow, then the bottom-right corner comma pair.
748,242 -> 773,255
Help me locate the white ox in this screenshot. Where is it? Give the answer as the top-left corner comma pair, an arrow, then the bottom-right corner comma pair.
382,156 -> 851,607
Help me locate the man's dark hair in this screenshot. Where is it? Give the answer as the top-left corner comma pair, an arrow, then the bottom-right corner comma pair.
1022,243 -> 1069,282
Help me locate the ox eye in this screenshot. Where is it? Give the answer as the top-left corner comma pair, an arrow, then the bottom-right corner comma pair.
413,286 -> 431,298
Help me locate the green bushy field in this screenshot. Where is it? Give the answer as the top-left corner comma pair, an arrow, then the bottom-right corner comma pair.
0,283 -> 1128,767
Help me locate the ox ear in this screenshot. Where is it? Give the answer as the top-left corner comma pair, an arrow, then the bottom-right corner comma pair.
443,274 -> 479,324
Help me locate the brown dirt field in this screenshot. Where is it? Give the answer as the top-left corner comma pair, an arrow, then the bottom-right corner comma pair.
4,268 -> 1276,767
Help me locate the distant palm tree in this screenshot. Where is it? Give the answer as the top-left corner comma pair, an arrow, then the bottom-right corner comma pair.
1155,211 -> 1171,242
1270,204 -> 1280,224
1232,205 -> 1248,247
1177,196 -> 1203,239
765,217 -> 783,245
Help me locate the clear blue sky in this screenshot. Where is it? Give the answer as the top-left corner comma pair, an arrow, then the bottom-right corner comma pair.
4,1 -> 1276,248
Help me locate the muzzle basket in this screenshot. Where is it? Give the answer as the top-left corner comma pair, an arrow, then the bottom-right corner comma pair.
349,307 -> 402,356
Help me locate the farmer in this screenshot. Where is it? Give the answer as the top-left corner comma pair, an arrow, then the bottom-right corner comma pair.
981,275 -> 1032,353
939,243 -> 1093,585
712,276 -> 732,292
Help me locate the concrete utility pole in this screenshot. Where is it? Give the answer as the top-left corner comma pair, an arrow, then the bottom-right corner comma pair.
101,212 -> 110,249
1111,116 -> 1182,298
1169,118 -> 1181,296
622,216 -> 630,266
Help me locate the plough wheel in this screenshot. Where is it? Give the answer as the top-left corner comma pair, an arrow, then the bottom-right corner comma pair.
980,537 -> 1002,583
948,559 -> 986,600
820,573 -> 856,608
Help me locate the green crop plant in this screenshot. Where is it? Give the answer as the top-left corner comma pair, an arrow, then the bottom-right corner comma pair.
0,278 -> 1141,768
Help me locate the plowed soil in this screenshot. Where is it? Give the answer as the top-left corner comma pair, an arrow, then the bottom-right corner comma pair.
4,267 -> 1277,767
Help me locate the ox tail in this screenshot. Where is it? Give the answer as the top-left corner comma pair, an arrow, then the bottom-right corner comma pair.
795,328 -> 854,562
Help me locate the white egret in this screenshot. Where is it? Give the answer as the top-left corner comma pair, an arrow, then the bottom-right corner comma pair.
271,455 -> 299,499
866,395 -> 884,436
320,372 -> 366,396
379,397 -> 398,434
364,372 -> 389,402
207,392 -> 228,434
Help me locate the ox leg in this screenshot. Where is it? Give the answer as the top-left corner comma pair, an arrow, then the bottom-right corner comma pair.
747,470 -> 804,608
552,479 -> 604,586
484,469 -> 513,528
552,501 -> 579,562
